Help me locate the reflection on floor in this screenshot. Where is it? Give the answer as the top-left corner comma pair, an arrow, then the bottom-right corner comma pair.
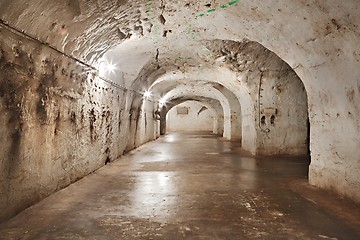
0,132 -> 359,239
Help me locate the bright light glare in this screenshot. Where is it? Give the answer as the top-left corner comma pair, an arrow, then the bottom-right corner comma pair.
98,60 -> 117,77
159,97 -> 167,106
143,90 -> 152,99
106,63 -> 116,73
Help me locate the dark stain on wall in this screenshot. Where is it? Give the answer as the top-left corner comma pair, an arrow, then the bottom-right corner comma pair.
105,147 -> 111,165
70,111 -> 76,124
347,88 -> 355,102
36,72 -> 56,125
10,129 -> 22,160
54,110 -> 61,135
118,110 -> 122,131
0,62 -> 26,170
36,83 -> 48,124
80,105 -> 85,123
103,108 -> 113,164
89,108 -> 97,142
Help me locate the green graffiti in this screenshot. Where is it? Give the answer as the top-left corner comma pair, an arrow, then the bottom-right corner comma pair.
198,1 -> 240,17
228,0 -> 240,5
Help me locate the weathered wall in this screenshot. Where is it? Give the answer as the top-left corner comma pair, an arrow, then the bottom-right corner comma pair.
307,70 -> 360,201
255,69 -> 308,155
0,26 -> 156,222
213,85 -> 242,141
167,101 -> 214,132
208,40 -> 308,155
136,99 -> 160,146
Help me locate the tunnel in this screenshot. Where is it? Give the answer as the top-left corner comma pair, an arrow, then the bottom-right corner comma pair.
0,0 -> 360,238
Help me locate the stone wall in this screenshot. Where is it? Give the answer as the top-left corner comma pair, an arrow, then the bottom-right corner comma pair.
0,25 -> 157,222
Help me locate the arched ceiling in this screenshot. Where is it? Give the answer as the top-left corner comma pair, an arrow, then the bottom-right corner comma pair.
166,97 -> 222,117
163,83 -> 231,114
1,0 -> 359,81
150,78 -> 242,125
1,0 -> 359,114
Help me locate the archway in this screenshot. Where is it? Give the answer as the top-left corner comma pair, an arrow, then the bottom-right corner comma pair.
150,78 -> 242,141
166,100 -> 215,133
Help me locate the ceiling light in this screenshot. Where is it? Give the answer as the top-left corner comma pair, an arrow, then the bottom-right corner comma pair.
143,90 -> 152,99
106,62 -> 116,73
98,60 -> 117,77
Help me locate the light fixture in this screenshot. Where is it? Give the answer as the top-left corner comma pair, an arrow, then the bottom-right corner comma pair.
143,90 -> 152,99
98,60 -> 117,77
106,62 -> 116,73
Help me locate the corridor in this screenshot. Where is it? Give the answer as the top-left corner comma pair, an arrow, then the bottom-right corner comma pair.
0,133 -> 359,239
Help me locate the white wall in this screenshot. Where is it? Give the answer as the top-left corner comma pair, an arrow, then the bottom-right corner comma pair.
136,99 -> 160,147
255,70 -> 308,155
167,101 -> 214,132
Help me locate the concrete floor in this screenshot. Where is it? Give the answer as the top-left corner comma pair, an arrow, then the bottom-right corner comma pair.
0,132 -> 360,240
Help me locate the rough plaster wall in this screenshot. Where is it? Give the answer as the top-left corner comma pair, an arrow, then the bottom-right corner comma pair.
308,81 -> 360,201
213,85 -> 242,141
256,70 -> 308,155
0,26 -> 156,222
207,40 -> 309,155
210,101 -> 224,135
0,0 -> 136,62
167,101 -> 214,132
136,99 -> 159,146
